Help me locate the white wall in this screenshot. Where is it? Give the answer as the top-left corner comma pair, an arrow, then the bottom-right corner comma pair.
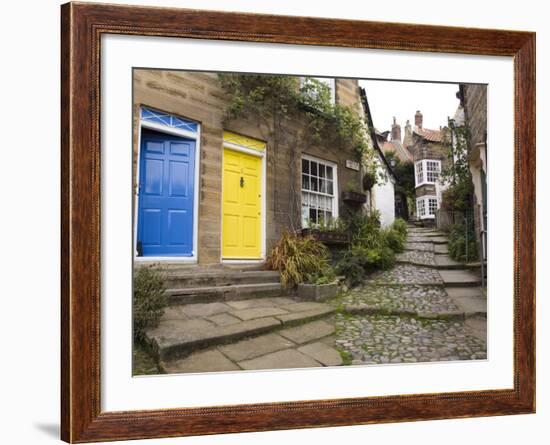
372,164 -> 396,227
0,1 -> 547,445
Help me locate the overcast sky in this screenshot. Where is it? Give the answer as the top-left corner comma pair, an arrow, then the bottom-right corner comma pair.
359,79 -> 460,134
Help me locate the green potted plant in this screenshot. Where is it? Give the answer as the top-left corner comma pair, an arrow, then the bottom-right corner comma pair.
300,217 -> 350,245
342,180 -> 367,206
296,268 -> 339,301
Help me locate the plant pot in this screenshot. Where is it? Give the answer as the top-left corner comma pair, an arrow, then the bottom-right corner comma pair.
296,282 -> 339,302
342,191 -> 367,205
301,228 -> 350,245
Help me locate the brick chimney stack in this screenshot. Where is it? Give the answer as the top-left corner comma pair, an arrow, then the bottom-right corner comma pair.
403,119 -> 413,147
415,110 -> 423,128
391,116 -> 401,141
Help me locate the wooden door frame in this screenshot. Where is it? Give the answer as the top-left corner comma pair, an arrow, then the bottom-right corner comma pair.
133,110 -> 201,263
221,141 -> 267,263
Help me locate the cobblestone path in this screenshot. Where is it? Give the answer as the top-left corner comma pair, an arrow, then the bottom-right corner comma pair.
332,225 -> 487,365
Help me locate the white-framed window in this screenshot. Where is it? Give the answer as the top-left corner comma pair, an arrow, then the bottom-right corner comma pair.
414,159 -> 441,187
301,155 -> 338,227
300,77 -> 336,105
416,196 -> 439,219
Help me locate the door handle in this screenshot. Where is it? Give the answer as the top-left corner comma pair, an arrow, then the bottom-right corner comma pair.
240,177 -> 245,188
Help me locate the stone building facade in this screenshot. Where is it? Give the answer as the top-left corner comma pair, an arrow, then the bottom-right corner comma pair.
133,70 -> 392,266
406,111 -> 450,222
458,84 -> 488,260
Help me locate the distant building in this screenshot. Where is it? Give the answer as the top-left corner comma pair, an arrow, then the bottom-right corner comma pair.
406,110 -> 450,222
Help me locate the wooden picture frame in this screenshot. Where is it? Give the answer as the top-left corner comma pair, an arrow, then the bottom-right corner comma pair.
61,2 -> 535,442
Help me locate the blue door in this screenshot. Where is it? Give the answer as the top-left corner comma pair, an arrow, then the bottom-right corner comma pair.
137,128 -> 196,257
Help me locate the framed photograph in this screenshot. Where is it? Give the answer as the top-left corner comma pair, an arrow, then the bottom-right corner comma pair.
61,2 -> 535,442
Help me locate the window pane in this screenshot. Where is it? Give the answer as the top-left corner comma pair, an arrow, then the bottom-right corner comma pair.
302,159 -> 309,174
319,164 -> 326,178
309,208 -> 317,224
311,177 -> 318,192
302,174 -> 310,190
320,179 -> 327,194
327,180 -> 334,195
326,166 -> 333,180
310,161 -> 318,177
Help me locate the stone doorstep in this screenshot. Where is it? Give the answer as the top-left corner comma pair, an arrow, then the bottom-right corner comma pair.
163,270 -> 281,288
167,282 -> 289,305
395,258 -> 436,268
147,305 -> 336,361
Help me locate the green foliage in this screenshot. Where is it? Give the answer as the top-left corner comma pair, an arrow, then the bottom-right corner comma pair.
336,243 -> 395,286
266,232 -> 330,288
384,151 -> 415,199
334,212 -> 406,286
133,266 -> 167,342
305,266 -> 337,285
448,224 -> 478,262
441,180 -> 474,212
392,218 -> 408,237
218,73 -> 374,166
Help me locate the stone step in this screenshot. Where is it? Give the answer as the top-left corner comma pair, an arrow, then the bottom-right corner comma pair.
434,255 -> 481,271
434,244 -> 449,254
452,296 -> 487,317
439,270 -> 482,287
166,282 -> 289,305
445,286 -> 484,299
162,323 -> 341,374
163,270 -> 280,289
146,301 -> 336,361
137,262 -> 266,274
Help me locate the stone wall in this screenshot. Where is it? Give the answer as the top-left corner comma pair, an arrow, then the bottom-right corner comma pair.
462,84 -> 487,149
133,71 -> 365,265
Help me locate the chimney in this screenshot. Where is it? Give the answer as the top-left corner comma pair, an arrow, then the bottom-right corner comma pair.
391,116 -> 401,141
403,119 -> 413,147
415,110 -> 423,128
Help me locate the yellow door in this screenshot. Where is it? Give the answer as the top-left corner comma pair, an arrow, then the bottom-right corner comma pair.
222,147 -> 262,259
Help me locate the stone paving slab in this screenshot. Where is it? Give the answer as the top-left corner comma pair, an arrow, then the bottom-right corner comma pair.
445,287 -> 483,299
181,302 -> 232,318
439,270 -> 481,286
219,333 -> 295,362
160,306 -> 191,321
148,317 -> 282,361
238,349 -> 323,370
276,306 -> 335,324
206,313 -> 242,326
453,296 -> 487,315
465,316 -> 488,342
404,242 -> 434,252
298,342 -> 343,366
225,297 -> 295,310
163,349 -> 240,374
279,319 -> 335,344
229,306 -> 289,321
434,255 -> 463,268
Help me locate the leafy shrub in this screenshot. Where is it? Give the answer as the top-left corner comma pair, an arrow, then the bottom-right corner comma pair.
266,232 -> 330,288
305,265 -> 337,285
133,266 -> 167,342
448,224 -> 478,262
336,243 -> 395,286
382,228 -> 406,253
391,218 -> 408,237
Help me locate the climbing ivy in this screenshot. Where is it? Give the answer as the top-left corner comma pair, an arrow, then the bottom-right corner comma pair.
218,74 -> 377,228
440,121 -> 474,212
